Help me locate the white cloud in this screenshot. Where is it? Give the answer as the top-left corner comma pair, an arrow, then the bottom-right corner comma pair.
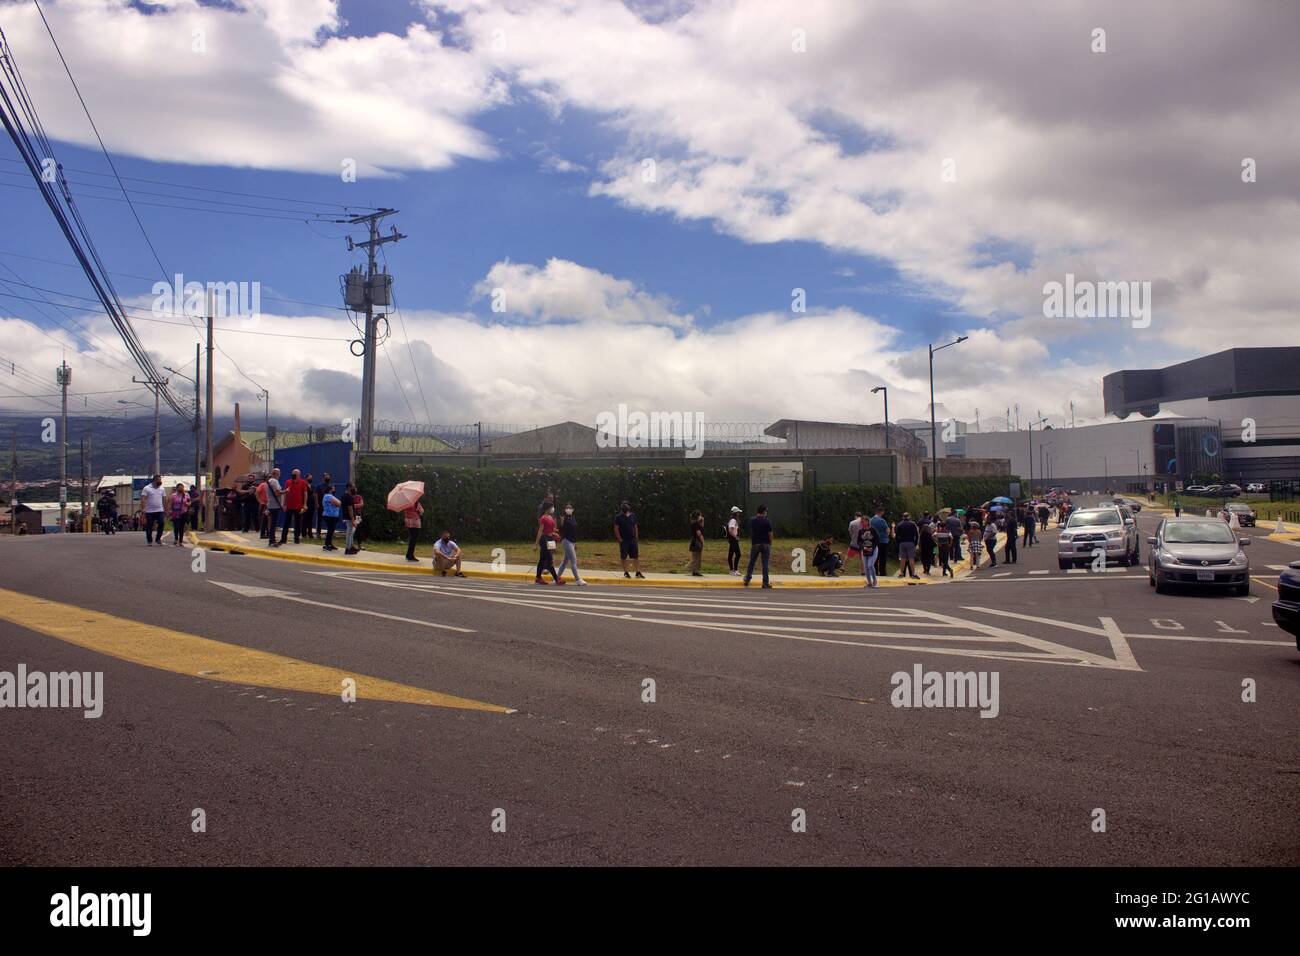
474,258 -> 693,328
0,0 -> 506,175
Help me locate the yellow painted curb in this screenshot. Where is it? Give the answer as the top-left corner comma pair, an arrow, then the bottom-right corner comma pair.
195,538 -> 957,589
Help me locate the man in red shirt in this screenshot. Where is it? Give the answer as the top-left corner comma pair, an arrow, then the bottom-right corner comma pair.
281,468 -> 311,544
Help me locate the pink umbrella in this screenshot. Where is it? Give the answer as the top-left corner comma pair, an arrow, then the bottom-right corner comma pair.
386,480 -> 425,512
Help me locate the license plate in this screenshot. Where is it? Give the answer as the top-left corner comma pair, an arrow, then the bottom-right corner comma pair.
1197,570 -> 1215,581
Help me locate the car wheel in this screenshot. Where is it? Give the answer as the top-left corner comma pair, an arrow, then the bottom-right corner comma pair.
1119,553 -> 1130,567
1058,559 -> 1070,571
1148,570 -> 1155,587
1154,571 -> 1168,594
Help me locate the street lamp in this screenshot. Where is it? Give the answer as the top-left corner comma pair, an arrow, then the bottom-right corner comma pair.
928,336 -> 968,510
870,386 -> 889,450
1028,417 -> 1049,498
1040,440 -> 1054,487
1099,455 -> 1109,494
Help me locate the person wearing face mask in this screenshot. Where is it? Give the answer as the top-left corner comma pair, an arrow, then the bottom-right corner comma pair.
555,502 -> 587,585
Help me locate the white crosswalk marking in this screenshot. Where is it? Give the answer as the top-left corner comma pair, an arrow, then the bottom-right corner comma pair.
315,570 -> 1141,669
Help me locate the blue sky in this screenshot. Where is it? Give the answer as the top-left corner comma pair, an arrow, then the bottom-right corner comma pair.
0,0 -> 1293,430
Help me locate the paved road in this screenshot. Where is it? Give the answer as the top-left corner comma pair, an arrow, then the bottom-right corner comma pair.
1,499 -> 1296,865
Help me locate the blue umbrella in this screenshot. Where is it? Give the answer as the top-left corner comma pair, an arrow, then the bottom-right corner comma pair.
989,504 -> 1007,511
992,496 -> 1013,504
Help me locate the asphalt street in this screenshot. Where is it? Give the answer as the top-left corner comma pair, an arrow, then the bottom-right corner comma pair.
1,499 -> 1296,865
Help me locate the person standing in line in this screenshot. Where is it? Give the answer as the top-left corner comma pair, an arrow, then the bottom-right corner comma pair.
1004,507 -> 1019,564
743,504 -> 774,588
870,506 -> 891,577
946,510 -> 964,563
967,522 -> 984,571
264,468 -> 284,547
169,482 -> 191,547
433,531 -> 467,577
554,504 -> 586,585
726,506 -> 743,576
1172,493 -> 1182,517
847,511 -> 865,579
535,502 -> 564,585
403,499 -> 424,562
314,472 -> 332,537
863,521 -> 879,587
688,509 -> 705,577
320,484 -> 341,551
343,486 -> 364,554
983,516 -> 999,567
614,501 -> 645,579
140,474 -> 167,547
97,489 -> 117,535
302,473 -> 316,540
350,484 -> 366,552
253,475 -> 269,537
338,483 -> 355,553
280,468 -> 309,544
895,512 -> 919,579
934,522 -> 954,577
919,516 -> 935,575
1023,505 -> 1036,547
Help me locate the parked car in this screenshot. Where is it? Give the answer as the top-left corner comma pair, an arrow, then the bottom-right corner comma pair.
1222,502 -> 1256,527
1185,485 -> 1209,495
1219,483 -> 1243,497
1246,482 -> 1266,493
1113,496 -> 1142,512
1058,506 -> 1139,569
1271,561 -> 1300,651
1147,517 -> 1251,596
1068,489 -> 1081,496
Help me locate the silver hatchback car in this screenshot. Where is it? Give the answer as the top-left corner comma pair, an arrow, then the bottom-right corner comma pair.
1147,517 -> 1251,595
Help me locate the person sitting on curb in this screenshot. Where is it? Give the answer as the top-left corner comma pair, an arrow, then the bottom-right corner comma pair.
433,531 -> 466,576
812,535 -> 843,576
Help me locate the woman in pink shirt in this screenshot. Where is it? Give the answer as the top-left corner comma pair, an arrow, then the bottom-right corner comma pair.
169,483 -> 191,547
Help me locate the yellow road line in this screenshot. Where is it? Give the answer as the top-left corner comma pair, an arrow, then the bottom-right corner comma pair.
0,587 -> 513,713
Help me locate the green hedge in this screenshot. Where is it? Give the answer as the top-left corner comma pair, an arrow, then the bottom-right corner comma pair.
805,484 -> 906,540
355,461 -> 745,543
932,476 -> 1022,511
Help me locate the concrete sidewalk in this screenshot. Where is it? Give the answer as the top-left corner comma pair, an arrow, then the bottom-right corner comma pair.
195,531 -> 974,588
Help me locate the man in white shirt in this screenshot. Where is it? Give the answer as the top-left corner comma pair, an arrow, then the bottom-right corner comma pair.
433,531 -> 466,576
139,474 -> 167,546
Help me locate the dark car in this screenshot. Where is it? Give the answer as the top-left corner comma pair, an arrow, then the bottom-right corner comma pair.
1272,561 -> 1300,651
1223,502 -> 1256,527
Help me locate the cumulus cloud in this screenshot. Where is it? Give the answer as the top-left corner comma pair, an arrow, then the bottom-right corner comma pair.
474,257 -> 693,327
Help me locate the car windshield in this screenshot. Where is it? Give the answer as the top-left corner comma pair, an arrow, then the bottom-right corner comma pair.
1164,522 -> 1235,544
1067,511 -> 1120,528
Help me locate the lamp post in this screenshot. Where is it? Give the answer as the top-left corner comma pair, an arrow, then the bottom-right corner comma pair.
1099,455 -> 1109,495
870,386 -> 889,450
1028,417 -> 1048,499
1040,440 -> 1054,490
928,336 -> 968,510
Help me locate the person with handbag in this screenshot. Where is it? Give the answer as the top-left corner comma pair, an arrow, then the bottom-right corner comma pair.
402,500 -> 424,562
535,503 -> 564,585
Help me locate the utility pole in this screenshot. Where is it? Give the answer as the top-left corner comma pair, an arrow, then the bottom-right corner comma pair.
86,430 -> 92,532
165,344 -> 202,503
57,361 -> 69,531
10,427 -> 17,535
204,288 -> 215,532
79,432 -> 85,530
344,210 -> 405,459
134,374 -> 169,475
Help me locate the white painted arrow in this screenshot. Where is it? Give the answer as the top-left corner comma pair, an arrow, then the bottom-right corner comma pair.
209,580 -> 475,633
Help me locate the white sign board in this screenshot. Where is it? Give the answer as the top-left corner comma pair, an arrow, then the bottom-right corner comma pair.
748,461 -> 804,493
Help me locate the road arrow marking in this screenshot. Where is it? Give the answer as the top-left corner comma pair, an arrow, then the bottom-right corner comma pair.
209,580 -> 475,633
